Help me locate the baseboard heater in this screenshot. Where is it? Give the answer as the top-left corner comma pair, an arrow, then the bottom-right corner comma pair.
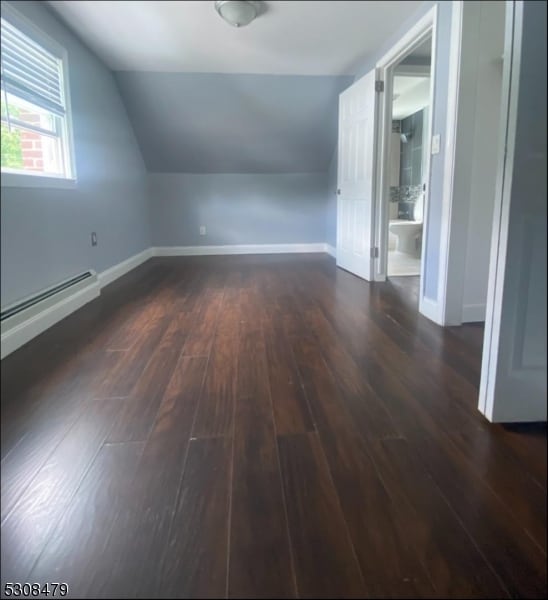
1,270 -> 99,359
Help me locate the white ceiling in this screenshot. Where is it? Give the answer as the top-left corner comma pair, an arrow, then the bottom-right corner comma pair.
47,0 -> 423,75
392,75 -> 430,120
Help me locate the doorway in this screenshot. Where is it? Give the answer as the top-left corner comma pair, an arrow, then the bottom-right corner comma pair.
371,5 -> 437,324
386,38 -> 432,280
334,8 -> 435,288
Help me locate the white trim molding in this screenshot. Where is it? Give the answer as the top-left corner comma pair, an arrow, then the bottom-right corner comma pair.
479,0 -> 517,420
325,244 -> 337,258
462,303 -> 486,323
153,243 -> 328,257
98,248 -> 153,288
1,276 -> 100,359
418,295 -> 442,325
1,172 -> 77,189
437,0 -> 464,325
1,247 -> 152,359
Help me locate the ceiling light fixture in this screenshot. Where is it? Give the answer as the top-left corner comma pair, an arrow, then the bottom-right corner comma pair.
214,1 -> 258,27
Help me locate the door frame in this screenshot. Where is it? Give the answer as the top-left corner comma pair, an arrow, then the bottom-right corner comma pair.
478,0 -> 543,421
373,6 -> 437,319
478,0 -> 516,419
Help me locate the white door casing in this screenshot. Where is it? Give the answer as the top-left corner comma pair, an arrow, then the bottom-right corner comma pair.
336,68 -> 378,281
373,5 -> 437,307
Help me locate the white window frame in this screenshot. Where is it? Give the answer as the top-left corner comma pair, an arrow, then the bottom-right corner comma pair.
1,1 -> 76,189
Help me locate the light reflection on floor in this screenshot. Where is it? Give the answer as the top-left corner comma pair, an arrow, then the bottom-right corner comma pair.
387,250 -> 421,276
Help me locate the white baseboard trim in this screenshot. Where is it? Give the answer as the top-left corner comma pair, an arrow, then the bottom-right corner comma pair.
1,281 -> 100,359
98,248 -> 153,288
419,295 -> 443,325
462,303 -> 486,323
1,248 -> 154,360
153,243 -> 328,257
326,244 -> 337,258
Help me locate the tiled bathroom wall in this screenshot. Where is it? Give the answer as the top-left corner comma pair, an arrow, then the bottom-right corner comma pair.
400,109 -> 424,186
389,108 -> 425,220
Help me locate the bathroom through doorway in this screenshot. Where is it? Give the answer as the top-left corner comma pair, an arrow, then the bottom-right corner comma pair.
386,36 -> 432,281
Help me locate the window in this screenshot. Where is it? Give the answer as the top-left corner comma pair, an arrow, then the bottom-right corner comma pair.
1,9 -> 75,184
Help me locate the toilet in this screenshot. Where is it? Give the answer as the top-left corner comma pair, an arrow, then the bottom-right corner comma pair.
389,194 -> 423,256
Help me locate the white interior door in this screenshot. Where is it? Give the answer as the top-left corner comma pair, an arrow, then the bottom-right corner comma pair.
336,69 -> 378,280
479,0 -> 547,422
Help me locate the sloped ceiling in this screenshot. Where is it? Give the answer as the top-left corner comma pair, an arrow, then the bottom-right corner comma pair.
46,1 -> 423,173
115,72 -> 353,173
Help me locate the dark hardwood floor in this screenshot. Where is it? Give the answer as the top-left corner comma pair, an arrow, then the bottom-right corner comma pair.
1,254 -> 546,599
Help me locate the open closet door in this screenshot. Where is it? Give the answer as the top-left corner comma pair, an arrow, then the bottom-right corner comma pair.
336,68 -> 379,280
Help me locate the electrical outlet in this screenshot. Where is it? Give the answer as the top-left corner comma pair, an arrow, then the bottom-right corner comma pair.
199,226 -> 206,236
91,232 -> 98,246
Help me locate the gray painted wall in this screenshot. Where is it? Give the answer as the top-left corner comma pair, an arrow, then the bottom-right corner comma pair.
400,109 -> 424,186
115,72 -> 353,174
1,0 -> 455,312
326,148 -> 338,248
1,1 -> 150,307
449,0 -> 505,323
149,173 -> 327,247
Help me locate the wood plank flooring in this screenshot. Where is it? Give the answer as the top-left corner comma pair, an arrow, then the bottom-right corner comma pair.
1,254 -> 546,599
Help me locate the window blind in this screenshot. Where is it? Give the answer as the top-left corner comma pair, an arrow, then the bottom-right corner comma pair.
1,17 -> 65,116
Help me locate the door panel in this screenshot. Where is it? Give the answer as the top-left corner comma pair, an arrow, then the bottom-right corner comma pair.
479,1 -> 547,422
336,69 -> 378,280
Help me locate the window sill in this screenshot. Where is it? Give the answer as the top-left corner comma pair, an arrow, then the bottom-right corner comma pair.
1,172 -> 77,190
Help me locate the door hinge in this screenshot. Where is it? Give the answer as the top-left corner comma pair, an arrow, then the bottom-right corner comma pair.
371,247 -> 379,259
375,80 -> 384,93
